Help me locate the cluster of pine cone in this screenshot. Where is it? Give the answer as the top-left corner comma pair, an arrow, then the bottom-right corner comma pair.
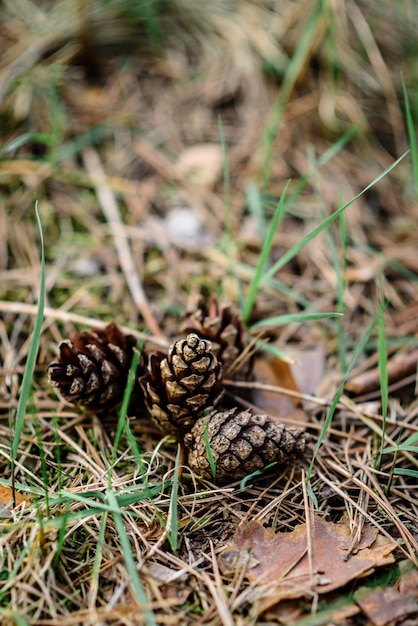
48,299 -> 310,485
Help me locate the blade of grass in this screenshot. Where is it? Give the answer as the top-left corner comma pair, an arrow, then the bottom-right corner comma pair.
401,74 -> 418,199
106,489 -> 157,626
269,123 -> 363,219
254,340 -> 294,364
392,468 -> 418,479
0,611 -> 30,626
240,461 -> 278,490
88,510 -> 108,609
245,182 -> 267,240
111,340 -> 145,468
383,431 -> 418,454
306,312 -> 379,483
242,181 -> 289,324
218,116 -> 245,307
203,419 -> 217,479
320,186 -> 347,370
251,311 -> 343,330
32,410 -> 49,516
60,486 -> 162,511
52,502 -> 71,570
51,413 -> 63,493
263,153 -> 408,282
11,203 -> 45,498
218,117 -> 231,243
166,444 -> 181,554
376,300 -> 388,470
262,0 -> 324,188
337,210 -> 347,370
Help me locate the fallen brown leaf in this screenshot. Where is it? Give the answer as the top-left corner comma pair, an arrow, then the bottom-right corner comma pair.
355,584 -> 418,626
265,597 -> 360,625
218,514 -> 397,607
252,354 -> 300,415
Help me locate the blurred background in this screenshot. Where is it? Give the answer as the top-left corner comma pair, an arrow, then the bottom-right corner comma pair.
0,0 -> 417,338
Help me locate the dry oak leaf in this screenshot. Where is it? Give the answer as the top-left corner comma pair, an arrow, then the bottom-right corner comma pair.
218,514 -> 397,604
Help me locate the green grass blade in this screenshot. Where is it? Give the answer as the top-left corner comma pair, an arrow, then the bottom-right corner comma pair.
51,413 -> 63,493
401,74 -> 418,199
255,340 -> 294,364
89,511 -> 108,604
337,211 -> 347,370
33,410 -> 49,515
306,312 -> 379,483
322,191 -> 347,370
167,444 -> 181,554
251,311 -> 343,330
385,446 -> 418,455
11,204 -> 45,464
243,181 -> 289,324
203,419 -> 217,479
273,123 -> 363,217
52,503 -> 71,569
376,302 -> 388,470
383,431 -> 418,454
392,468 -> 418,479
218,117 -> 231,242
111,340 -> 144,468
107,490 -> 157,626
0,611 -> 30,626
239,461 -> 278,490
245,182 -> 267,240
262,0 -> 324,188
264,153 -> 408,282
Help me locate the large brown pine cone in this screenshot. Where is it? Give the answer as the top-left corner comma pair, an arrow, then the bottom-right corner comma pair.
184,407 -> 310,484
140,333 -> 224,437
48,323 -> 143,413
182,297 -> 252,378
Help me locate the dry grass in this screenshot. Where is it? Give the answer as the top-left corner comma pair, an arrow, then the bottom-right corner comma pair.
1,1 -> 418,624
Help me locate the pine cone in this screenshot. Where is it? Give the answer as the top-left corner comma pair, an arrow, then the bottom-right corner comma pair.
182,297 -> 252,378
48,323 -> 142,413
184,407 -> 310,484
140,333 -> 224,436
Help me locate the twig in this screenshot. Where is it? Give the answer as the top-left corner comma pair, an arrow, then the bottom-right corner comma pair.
0,300 -> 168,350
82,148 -> 164,339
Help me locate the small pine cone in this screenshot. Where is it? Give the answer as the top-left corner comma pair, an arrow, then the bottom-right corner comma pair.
182,297 -> 251,378
48,323 -> 142,413
184,407 -> 310,484
140,333 -> 224,436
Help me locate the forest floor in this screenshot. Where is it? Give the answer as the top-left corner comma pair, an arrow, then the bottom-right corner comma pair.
0,2 -> 417,625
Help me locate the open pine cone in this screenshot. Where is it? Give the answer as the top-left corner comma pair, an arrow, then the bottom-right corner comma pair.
184,407 -> 310,484
48,323 -> 143,413
182,297 -> 252,379
140,333 -> 224,436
